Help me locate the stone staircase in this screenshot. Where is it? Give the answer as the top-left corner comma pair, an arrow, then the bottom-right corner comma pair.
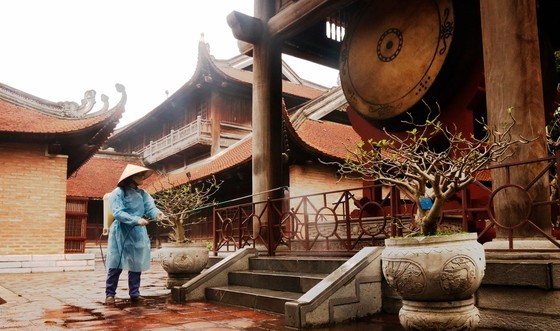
204,256 -> 347,314
174,247 -> 383,328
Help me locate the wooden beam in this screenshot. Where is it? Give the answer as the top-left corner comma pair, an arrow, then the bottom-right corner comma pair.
267,0 -> 357,41
227,11 -> 263,44
480,0 -> 550,237
236,40 -> 253,55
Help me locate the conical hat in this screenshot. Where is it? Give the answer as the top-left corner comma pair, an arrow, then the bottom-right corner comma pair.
117,164 -> 154,186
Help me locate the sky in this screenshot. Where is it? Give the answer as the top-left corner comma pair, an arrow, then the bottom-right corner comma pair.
1,0 -> 340,127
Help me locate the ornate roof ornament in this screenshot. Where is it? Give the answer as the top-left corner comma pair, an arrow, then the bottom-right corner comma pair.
0,82 -> 124,119
57,89 -> 97,117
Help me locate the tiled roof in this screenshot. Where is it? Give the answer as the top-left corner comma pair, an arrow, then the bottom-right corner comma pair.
293,119 -> 360,160
109,42 -> 325,141
0,82 -> 126,177
0,99 -> 116,134
0,82 -> 123,135
67,156 -> 143,198
146,136 -> 252,191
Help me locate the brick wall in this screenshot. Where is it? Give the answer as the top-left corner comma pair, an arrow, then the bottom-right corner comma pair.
0,142 -> 68,255
290,162 -> 363,198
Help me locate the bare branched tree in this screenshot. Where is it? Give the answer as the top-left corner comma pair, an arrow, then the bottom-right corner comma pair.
329,103 -> 532,235
152,175 -> 222,243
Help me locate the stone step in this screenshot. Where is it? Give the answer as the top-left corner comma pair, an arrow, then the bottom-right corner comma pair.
205,285 -> 302,314
249,256 -> 347,274
229,270 -> 327,293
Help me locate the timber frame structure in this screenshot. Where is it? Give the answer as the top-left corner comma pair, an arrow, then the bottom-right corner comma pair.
225,1 -> 560,329
227,0 -> 560,246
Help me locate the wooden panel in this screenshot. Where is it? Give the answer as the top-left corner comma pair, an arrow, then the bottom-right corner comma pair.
65,197 -> 88,253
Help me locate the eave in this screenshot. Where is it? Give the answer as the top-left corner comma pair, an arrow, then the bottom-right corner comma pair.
0,83 -> 127,177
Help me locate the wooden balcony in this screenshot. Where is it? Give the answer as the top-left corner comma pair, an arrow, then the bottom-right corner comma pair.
141,116 -> 213,164
140,117 -> 252,165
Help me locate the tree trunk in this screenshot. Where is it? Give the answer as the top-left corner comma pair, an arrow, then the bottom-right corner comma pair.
175,219 -> 186,242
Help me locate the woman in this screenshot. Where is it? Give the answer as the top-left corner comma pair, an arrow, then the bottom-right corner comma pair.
105,164 -> 163,305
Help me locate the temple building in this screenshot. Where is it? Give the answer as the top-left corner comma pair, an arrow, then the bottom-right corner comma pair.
66,39 -> 362,249
0,82 -> 126,272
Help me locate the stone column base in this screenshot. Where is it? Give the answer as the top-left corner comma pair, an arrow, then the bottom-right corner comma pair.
399,297 -> 480,331
166,272 -> 198,288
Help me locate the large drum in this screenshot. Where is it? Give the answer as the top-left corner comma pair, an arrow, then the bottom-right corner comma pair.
340,0 -> 455,127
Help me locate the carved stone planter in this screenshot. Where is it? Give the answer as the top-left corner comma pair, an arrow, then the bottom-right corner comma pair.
157,242 -> 209,288
382,232 -> 485,330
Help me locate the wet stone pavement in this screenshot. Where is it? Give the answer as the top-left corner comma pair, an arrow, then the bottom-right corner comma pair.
0,261 -> 403,330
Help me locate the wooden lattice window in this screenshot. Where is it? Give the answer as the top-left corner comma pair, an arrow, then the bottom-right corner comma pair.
65,197 -> 88,253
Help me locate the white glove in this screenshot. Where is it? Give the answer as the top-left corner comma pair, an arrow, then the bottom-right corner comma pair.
137,218 -> 150,226
156,213 -> 168,222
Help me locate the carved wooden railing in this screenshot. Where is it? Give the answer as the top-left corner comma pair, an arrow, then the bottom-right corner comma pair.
213,155 -> 560,256
140,116 -> 212,164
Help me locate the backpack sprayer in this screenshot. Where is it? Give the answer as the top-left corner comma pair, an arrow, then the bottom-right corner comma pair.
103,193 -> 114,236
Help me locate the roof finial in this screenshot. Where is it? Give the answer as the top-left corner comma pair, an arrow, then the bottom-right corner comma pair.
200,32 -> 205,43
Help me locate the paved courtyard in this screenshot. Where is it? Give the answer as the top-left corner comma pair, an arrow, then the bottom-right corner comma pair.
0,261 -> 403,330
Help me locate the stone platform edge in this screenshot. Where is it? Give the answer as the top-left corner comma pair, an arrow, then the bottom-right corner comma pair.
0,254 -> 95,273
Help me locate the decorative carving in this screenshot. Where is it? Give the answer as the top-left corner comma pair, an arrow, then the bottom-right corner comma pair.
383,259 -> 425,295
440,255 -> 479,295
399,299 -> 480,331
0,82 -> 125,118
172,251 -> 195,270
439,7 -> 454,55
377,28 -> 403,62
59,89 -> 96,117
157,244 -> 208,275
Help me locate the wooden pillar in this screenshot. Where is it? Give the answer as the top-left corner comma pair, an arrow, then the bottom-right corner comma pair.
480,0 -> 551,238
252,1 -> 283,235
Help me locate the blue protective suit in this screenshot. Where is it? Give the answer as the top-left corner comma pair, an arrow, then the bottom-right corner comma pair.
106,186 -> 161,272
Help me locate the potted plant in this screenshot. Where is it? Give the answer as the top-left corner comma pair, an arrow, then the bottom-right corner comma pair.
152,175 -> 222,288
333,104 -> 530,330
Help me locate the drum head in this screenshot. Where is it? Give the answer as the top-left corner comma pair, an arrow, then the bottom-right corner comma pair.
340,0 -> 454,120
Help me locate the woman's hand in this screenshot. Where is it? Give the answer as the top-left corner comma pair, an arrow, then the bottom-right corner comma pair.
137,218 -> 150,226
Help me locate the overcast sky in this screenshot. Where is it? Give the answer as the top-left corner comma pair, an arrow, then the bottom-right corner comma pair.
1,0 -> 339,126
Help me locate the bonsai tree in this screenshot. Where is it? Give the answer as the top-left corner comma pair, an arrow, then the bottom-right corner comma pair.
152,175 -> 222,243
332,104 -> 531,235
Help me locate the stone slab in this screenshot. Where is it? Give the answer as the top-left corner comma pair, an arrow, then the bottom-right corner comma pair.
480,307 -> 560,330
0,255 -> 32,262
477,285 -> 560,315
31,254 -> 65,261
552,262 -> 560,290
22,261 -> 57,268
64,254 -> 94,261
0,268 -> 32,274
0,262 -> 22,269
56,260 -> 88,267
483,260 -> 552,289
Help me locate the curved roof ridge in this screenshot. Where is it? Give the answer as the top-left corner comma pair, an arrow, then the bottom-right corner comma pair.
0,82 -> 120,119
290,86 -> 347,130
0,84 -> 126,134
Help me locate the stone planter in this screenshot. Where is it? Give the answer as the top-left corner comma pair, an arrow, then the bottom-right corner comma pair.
382,232 -> 485,330
157,242 -> 209,288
